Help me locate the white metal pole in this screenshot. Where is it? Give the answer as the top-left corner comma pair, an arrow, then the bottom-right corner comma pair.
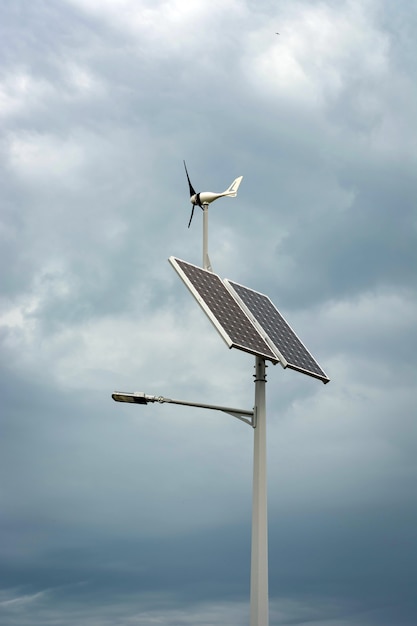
202,203 -> 212,271
250,356 -> 269,626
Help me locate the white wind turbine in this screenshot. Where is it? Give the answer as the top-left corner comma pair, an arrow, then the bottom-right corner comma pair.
183,161 -> 243,271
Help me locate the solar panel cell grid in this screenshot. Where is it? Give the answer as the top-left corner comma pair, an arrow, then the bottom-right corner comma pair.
170,257 -> 329,383
226,281 -> 329,383
171,259 -> 278,362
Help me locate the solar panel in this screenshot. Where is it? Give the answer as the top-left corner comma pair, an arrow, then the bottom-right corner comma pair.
225,280 -> 330,383
169,257 -> 278,363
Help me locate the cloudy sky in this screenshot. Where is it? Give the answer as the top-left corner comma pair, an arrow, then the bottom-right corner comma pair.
1,0 -> 416,624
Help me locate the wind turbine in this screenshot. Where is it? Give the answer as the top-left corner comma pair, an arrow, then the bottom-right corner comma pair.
183,161 -> 243,228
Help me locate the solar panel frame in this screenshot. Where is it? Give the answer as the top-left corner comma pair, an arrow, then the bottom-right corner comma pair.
169,257 -> 279,363
224,279 -> 330,384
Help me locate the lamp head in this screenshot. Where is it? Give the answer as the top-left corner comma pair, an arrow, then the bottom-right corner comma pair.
112,392 -> 148,404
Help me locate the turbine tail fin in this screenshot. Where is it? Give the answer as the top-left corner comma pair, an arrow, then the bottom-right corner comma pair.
223,175 -> 243,197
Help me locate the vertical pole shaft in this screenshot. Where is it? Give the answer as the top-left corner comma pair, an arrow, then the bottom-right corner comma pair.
250,357 -> 269,626
202,203 -> 212,271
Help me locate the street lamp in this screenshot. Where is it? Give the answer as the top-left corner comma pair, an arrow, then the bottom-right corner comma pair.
112,391 -> 254,426
112,369 -> 268,625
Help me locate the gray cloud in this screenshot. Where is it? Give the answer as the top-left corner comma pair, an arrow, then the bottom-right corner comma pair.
1,0 -> 416,624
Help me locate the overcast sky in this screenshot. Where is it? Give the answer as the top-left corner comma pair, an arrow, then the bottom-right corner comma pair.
1,0 -> 416,625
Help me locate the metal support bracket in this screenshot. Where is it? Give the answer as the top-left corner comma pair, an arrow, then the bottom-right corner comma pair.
112,391 -> 254,427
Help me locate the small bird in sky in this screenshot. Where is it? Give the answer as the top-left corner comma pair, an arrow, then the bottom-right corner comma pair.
275,32 -> 280,35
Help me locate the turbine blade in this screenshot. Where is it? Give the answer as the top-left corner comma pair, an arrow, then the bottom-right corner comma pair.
183,160 -> 196,197
188,205 -> 195,228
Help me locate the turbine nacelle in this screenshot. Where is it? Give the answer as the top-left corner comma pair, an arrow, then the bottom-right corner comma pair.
184,161 -> 243,228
